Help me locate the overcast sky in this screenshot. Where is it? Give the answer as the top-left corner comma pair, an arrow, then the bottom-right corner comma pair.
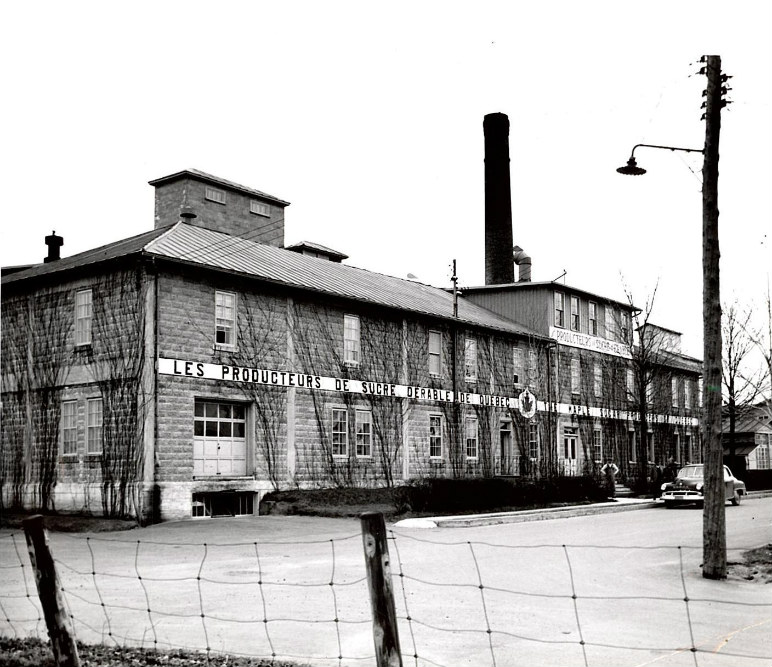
2,1 -> 770,360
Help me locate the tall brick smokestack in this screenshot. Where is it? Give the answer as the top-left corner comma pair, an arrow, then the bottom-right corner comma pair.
484,112 -> 514,285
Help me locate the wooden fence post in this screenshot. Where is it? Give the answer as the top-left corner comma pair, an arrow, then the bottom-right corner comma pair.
360,511 -> 403,667
22,515 -> 81,667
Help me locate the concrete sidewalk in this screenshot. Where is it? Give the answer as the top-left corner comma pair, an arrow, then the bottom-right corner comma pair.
394,490 -> 772,528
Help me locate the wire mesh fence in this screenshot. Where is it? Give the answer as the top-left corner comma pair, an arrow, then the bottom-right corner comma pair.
1,517 -> 770,667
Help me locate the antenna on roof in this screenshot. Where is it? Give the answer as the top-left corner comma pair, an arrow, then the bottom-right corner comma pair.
551,270 -> 567,284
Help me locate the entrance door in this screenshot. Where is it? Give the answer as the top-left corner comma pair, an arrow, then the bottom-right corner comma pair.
500,422 -> 517,475
194,401 -> 247,476
563,427 -> 578,476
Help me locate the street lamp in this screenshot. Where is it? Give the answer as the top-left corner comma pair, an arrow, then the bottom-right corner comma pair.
615,55 -> 727,581
616,143 -> 703,175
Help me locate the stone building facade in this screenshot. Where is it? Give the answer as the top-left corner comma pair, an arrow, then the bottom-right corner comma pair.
1,169 -> 703,521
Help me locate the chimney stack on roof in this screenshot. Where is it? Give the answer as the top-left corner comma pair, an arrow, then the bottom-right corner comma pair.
484,113 -> 515,286
44,231 -> 63,263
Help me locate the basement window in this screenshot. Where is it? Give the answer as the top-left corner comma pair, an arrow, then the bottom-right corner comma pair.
192,492 -> 254,518
205,187 -> 226,205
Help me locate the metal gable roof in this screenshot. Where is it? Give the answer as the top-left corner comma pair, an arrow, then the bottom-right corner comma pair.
1,226 -> 173,285
144,223 -> 542,337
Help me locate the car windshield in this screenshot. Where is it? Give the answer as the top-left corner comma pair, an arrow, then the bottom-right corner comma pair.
677,465 -> 704,479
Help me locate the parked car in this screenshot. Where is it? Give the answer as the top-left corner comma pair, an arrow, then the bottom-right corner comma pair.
660,464 -> 746,508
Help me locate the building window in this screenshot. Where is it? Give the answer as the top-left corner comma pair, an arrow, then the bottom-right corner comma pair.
685,433 -> 698,463
344,315 -> 360,365
465,416 -> 478,459
429,414 -> 443,458
205,187 -> 226,204
648,431 -> 655,461
513,344 -> 524,386
629,429 -> 636,462
671,377 -> 679,408
594,365 -> 602,397
645,378 -> 654,406
593,428 -> 602,462
356,410 -> 372,457
87,398 -> 103,455
429,330 -> 442,376
249,200 -> 270,217
755,434 -> 770,469
570,296 -> 580,332
588,302 -> 597,336
464,338 -> 477,381
215,291 -> 236,347
527,349 -> 537,385
193,401 -> 247,476
684,380 -> 692,410
621,311 -> 631,344
605,307 -> 615,341
626,369 -> 635,399
697,380 -> 703,408
528,422 -> 539,460
62,400 -> 77,456
75,289 -> 93,346
554,292 -> 565,328
331,408 -> 348,457
570,357 -> 581,395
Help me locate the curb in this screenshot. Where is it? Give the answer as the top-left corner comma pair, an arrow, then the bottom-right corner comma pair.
394,492 -> 772,529
395,499 -> 659,529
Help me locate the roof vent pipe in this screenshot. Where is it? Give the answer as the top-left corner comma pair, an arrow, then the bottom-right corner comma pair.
44,231 -> 63,263
179,206 -> 197,222
513,245 -> 531,282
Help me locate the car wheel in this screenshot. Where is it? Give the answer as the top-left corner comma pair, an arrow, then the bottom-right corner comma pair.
664,501 -> 674,509
731,490 -> 742,506
696,499 -> 704,510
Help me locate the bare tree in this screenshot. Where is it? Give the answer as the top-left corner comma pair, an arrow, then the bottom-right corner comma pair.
618,282 -> 675,491
90,270 -> 149,518
216,292 -> 287,491
722,300 -> 763,475
1,294 -> 32,509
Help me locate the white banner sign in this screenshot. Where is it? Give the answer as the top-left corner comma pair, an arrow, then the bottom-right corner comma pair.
157,358 -> 697,425
549,326 -> 631,359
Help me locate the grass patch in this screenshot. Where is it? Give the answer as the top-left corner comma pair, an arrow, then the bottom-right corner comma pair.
0,638 -> 306,667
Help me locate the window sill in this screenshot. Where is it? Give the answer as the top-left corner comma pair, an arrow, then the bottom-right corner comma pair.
213,344 -> 237,352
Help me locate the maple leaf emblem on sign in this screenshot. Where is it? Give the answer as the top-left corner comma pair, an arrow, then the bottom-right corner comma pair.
518,389 -> 537,419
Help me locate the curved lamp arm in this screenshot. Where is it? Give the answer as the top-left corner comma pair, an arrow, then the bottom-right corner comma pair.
618,143 -> 703,175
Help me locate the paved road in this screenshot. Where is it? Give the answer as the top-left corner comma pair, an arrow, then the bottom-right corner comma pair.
1,499 -> 770,667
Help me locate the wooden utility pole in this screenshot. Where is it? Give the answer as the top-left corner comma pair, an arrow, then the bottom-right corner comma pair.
23,515 -> 81,667
361,512 -> 403,667
701,55 -> 726,579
